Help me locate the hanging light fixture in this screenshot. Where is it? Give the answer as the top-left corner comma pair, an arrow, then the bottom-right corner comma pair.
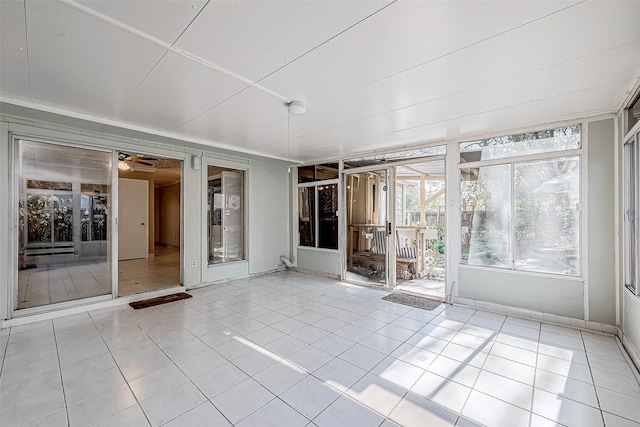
287,100 -> 306,116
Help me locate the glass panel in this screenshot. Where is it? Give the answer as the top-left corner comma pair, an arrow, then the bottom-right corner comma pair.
393,160 -> 446,299
298,187 -> 315,247
298,165 -> 315,183
627,95 -> 640,134
18,140 -> 112,310
316,163 -> 339,180
346,169 -> 388,286
81,187 -> 109,242
318,184 -> 338,249
624,137 -> 637,291
460,165 -> 511,268
514,157 -> 580,275
208,166 -> 245,264
460,126 -> 580,162
344,145 -> 446,168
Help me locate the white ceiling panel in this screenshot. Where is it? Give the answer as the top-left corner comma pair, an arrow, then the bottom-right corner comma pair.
175,87 -> 289,149
77,0 -> 207,45
25,1 -> 167,117
1,1 -> 639,163
285,67 -> 637,162
0,1 -> 30,99
356,81 -> 631,156
113,52 -> 248,132
265,2 -> 640,140
300,80 -> 631,162
261,1 -> 578,102
174,0 -> 391,81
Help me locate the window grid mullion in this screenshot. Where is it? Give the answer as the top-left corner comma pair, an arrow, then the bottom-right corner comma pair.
315,185 -> 320,249
510,162 -> 516,271
635,133 -> 640,295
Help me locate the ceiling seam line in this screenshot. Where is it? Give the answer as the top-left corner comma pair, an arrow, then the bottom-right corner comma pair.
342,0 -> 589,96
166,1 -> 397,132
22,0 -> 32,101
167,86 -> 253,133
252,0 -> 398,85
282,38 -> 640,142
169,0 -> 211,47
108,51 -> 170,121
55,0 -> 291,104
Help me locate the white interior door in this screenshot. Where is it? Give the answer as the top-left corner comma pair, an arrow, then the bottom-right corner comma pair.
118,178 -> 148,260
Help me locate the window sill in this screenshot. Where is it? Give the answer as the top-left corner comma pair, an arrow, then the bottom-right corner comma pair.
459,264 -> 584,281
296,246 -> 340,254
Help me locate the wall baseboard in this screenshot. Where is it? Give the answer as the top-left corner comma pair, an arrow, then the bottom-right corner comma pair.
453,296 -> 619,335
622,334 -> 640,375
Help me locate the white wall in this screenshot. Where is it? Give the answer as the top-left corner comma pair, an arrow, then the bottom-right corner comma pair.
0,105 -> 290,319
458,267 -> 585,318
297,248 -> 342,277
248,159 -> 290,275
586,120 -> 616,324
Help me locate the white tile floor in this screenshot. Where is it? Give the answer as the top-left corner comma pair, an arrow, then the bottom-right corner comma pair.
1,271 -> 640,427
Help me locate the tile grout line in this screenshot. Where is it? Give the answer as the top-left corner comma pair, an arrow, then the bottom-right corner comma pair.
51,319 -> 71,427
87,307 -> 153,427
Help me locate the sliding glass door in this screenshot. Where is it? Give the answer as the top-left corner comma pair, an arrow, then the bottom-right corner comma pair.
16,139 -> 113,310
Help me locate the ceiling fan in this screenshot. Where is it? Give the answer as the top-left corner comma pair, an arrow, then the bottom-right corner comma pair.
118,152 -> 158,166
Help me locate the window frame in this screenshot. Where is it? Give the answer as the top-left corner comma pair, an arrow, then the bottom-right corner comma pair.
205,163 -> 249,267
623,130 -> 640,296
458,128 -> 583,277
296,177 -> 339,251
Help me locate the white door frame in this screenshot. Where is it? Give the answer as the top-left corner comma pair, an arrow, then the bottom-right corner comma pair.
341,154 -> 449,298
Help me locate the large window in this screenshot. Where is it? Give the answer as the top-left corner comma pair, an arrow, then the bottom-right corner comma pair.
297,164 -> 338,250
460,127 -> 581,276
208,166 -> 245,264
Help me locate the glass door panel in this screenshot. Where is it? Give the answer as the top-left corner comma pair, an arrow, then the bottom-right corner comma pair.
17,140 -> 112,310
393,160 -> 446,300
345,169 -> 389,287
208,167 -> 245,264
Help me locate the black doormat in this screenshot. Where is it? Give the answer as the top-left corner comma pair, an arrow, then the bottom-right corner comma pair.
129,292 -> 192,309
382,293 -> 443,311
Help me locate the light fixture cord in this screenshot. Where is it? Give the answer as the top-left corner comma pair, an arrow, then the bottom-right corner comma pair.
287,111 -> 290,158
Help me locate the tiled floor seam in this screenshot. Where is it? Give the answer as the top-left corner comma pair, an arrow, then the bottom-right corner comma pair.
88,307 -> 155,427
51,320 -> 71,427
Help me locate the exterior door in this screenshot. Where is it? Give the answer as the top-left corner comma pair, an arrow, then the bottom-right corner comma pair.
118,178 -> 148,260
344,168 -> 391,287
392,160 -> 446,300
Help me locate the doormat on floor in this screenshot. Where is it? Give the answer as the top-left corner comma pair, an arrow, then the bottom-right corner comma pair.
129,292 -> 192,309
382,293 -> 443,310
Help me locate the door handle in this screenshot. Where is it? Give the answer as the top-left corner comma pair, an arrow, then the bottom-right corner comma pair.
387,222 -> 392,236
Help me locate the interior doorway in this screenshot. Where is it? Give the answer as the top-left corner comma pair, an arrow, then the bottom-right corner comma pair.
117,153 -> 182,296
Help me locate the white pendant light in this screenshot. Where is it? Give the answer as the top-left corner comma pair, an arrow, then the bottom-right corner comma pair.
287,100 -> 306,116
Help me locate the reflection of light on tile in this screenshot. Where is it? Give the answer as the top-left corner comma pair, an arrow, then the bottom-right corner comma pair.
233,336 -> 305,372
